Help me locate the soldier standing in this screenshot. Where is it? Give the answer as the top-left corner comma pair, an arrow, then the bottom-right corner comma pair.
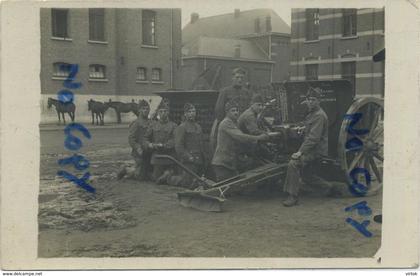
211,100 -> 269,181
282,87 -> 329,207
159,103 -> 206,188
143,100 -> 178,182
117,99 -> 152,181
214,67 -> 253,122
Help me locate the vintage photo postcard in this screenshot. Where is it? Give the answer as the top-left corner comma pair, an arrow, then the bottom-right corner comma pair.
1,0 -> 419,270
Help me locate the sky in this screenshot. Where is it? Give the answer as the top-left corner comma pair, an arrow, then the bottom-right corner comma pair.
179,0 -> 292,28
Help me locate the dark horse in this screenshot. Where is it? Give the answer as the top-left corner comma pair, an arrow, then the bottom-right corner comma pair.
47,97 -> 75,124
107,99 -> 139,123
88,99 -> 109,125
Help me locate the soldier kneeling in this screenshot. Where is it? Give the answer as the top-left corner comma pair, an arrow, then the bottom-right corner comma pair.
158,103 -> 206,189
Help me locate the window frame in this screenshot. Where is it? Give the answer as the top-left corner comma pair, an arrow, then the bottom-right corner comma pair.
89,8 -> 106,42
305,63 -> 319,81
341,61 -> 356,94
151,68 -> 162,81
142,10 -> 157,46
305,9 -> 320,41
136,67 -> 148,81
52,62 -> 71,79
89,64 -> 107,80
342,9 -> 357,37
51,9 -> 70,39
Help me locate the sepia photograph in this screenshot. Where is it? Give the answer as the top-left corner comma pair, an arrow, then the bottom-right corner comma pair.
38,6 -> 385,258
1,0 -> 419,271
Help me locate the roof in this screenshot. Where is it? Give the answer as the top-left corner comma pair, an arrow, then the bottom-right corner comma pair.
182,36 -> 269,60
183,9 -> 291,45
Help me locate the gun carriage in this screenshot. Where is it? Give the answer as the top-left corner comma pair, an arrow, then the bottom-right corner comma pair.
155,80 -> 384,212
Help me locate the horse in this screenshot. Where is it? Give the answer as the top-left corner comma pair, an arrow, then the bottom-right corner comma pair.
107,99 -> 139,123
88,99 -> 109,125
47,97 -> 76,124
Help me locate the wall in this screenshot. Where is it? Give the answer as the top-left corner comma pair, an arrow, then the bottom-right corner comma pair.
290,8 -> 385,96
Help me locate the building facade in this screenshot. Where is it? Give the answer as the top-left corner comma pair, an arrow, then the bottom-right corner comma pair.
181,9 -> 290,90
290,8 -> 385,97
40,8 -> 182,123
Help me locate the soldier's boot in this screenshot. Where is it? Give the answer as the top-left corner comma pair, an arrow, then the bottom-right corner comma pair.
283,194 -> 299,207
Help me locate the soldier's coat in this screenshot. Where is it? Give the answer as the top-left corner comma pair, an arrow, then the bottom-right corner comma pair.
211,117 -> 260,171
214,85 -> 253,122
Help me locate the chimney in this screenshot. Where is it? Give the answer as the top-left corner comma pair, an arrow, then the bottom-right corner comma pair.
234,44 -> 241,58
191,13 -> 199,24
234,9 -> 240,18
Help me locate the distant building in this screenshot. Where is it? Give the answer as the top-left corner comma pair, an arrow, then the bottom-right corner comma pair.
40,8 -> 182,123
290,8 -> 385,97
182,9 -> 291,90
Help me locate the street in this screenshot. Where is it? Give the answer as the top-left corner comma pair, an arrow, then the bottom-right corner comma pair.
38,127 -> 383,258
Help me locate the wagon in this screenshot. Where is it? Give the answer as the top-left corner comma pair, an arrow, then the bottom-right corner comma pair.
155,79 -> 384,212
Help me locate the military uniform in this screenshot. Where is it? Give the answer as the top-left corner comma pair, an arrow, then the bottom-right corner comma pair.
238,107 -> 265,135
166,120 -> 206,188
214,85 -> 253,122
283,106 -> 329,196
127,115 -> 152,180
144,119 -> 178,181
211,116 -> 261,181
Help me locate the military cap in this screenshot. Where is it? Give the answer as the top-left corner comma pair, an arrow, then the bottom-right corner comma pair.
138,99 -> 150,108
184,102 -> 196,112
232,67 -> 246,75
157,99 -> 170,110
251,93 -> 264,104
225,99 -> 239,112
306,87 -> 322,99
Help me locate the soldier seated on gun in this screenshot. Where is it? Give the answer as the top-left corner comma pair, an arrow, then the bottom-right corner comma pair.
211,100 -> 270,181
117,99 -> 152,181
143,100 -> 178,183
282,87 -> 329,207
158,103 -> 206,189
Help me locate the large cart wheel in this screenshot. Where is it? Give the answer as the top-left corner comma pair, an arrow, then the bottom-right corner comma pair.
338,96 -> 384,196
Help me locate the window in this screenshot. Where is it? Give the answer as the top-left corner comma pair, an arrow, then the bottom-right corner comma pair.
265,16 -> 272,32
142,10 -> 156,46
53,62 -> 71,78
341,61 -> 356,94
51,9 -> 69,38
305,9 -> 319,41
137,67 -> 147,81
89,9 -> 105,41
254,18 -> 260,33
342,9 -> 357,37
305,64 -> 318,80
89,64 -> 106,79
151,68 -> 162,81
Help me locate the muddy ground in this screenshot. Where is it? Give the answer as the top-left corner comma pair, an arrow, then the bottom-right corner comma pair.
39,130 -> 382,258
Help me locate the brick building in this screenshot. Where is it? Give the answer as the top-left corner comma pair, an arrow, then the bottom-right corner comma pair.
40,8 -> 182,123
290,8 -> 385,97
181,9 -> 290,90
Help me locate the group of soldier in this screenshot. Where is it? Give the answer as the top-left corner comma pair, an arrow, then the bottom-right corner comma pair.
117,67 -> 329,208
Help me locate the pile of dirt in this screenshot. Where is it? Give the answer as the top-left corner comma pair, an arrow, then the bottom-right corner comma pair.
38,177 -> 137,232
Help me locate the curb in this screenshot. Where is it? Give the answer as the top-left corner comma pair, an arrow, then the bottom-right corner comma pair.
40,123 -> 130,131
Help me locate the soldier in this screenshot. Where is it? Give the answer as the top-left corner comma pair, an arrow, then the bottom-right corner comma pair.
214,67 -> 253,122
282,87 -> 329,207
211,100 -> 269,181
143,99 -> 178,182
159,103 -> 206,188
238,93 -> 265,135
117,99 -> 152,181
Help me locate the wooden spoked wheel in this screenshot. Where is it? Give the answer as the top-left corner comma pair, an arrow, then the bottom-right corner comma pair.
338,97 -> 384,196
